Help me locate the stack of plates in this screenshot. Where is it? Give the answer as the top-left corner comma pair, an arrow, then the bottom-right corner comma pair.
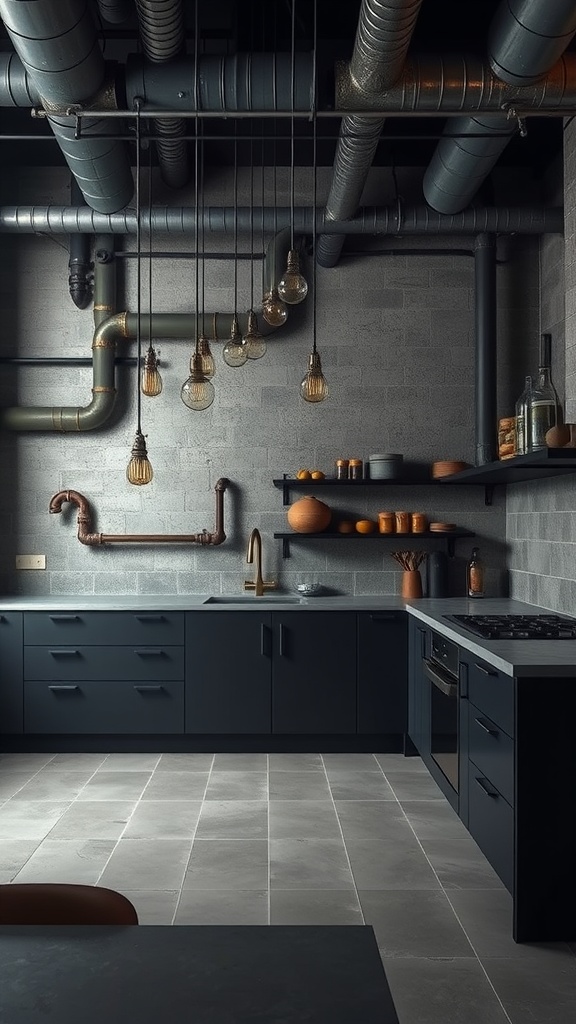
429,522 -> 457,532
431,460 -> 469,478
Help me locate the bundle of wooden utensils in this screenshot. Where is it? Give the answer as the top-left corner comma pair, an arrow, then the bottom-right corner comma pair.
390,551 -> 427,571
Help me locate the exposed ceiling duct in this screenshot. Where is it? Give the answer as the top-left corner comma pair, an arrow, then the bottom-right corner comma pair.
423,0 -> 576,213
95,0 -> 132,24
316,0 -> 424,268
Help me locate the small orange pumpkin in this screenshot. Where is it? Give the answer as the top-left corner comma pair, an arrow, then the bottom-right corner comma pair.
356,519 -> 376,534
287,496 -> 331,534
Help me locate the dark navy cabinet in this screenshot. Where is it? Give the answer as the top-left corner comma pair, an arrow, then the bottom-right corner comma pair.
357,611 -> 407,734
0,613 -> 23,734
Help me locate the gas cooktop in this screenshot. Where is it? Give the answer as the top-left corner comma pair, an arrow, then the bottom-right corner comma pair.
444,613 -> 576,640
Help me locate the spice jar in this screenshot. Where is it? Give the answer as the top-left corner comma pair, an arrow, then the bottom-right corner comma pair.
411,512 -> 427,534
378,511 -> 396,534
498,416 -> 516,460
395,511 -> 411,533
335,459 -> 349,480
348,459 -> 363,480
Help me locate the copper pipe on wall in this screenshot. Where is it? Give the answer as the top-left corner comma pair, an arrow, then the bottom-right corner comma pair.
49,478 -> 230,546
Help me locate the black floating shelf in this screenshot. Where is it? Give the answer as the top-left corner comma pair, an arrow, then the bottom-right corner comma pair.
273,529 -> 474,559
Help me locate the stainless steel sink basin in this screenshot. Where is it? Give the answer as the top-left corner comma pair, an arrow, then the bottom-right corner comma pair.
203,595 -> 302,605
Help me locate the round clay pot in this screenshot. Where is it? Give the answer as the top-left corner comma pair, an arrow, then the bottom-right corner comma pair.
287,495 -> 331,534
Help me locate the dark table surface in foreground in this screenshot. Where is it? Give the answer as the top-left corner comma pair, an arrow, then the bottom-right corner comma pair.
0,924 -> 399,1023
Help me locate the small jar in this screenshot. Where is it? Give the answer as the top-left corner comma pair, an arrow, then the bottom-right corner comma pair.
335,459 -> 349,480
498,417 -> 516,460
378,511 -> 396,534
395,511 -> 411,533
348,459 -> 363,480
411,512 -> 427,534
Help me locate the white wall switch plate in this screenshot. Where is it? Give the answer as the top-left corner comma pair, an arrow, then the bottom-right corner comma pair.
16,555 -> 46,570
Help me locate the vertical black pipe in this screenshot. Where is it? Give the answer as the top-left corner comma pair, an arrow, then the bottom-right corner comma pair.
68,178 -> 92,309
474,233 -> 497,465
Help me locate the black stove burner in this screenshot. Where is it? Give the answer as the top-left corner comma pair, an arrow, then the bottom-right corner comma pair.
444,613 -> 576,640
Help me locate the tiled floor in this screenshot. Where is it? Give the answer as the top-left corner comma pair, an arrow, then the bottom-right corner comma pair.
1,750 -> 575,1024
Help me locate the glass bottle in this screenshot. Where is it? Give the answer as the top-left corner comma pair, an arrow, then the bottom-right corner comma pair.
514,375 -> 532,456
528,334 -> 561,452
467,547 -> 484,598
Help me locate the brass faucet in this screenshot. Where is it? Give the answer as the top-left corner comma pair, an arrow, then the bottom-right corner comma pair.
244,528 -> 277,596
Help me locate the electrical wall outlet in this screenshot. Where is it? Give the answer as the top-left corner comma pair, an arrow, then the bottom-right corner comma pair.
16,555 -> 46,570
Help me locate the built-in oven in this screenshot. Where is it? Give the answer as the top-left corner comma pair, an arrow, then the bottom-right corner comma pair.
423,631 -> 459,795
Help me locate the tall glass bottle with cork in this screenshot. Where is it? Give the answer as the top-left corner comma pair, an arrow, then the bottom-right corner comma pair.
514,375 -> 532,456
528,334 -> 561,451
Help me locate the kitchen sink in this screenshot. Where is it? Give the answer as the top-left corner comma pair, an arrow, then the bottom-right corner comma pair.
203,595 -> 302,604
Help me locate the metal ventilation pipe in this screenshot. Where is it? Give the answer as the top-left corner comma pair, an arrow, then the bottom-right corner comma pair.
95,0 -> 132,23
316,0 -> 424,268
68,179 -> 92,309
134,0 -> 189,189
0,0 -> 133,214
424,0 -> 576,214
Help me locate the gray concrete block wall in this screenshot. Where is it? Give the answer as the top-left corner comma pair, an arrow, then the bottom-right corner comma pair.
0,166 -> 514,599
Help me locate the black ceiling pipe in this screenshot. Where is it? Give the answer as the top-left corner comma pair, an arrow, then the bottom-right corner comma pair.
474,233 -> 497,466
68,178 -> 92,310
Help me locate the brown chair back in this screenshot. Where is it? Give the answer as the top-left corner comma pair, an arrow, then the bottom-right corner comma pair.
0,883 -> 138,925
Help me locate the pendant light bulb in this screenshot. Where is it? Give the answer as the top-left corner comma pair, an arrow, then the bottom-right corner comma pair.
141,346 -> 163,397
261,287 -> 288,327
278,249 -> 308,304
301,351 -> 328,404
126,429 -> 154,485
181,351 -> 215,411
243,309 -> 267,360
223,313 -> 248,367
198,336 -> 215,379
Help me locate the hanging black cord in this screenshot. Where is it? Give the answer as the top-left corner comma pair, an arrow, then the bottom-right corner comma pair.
148,141 -> 153,356
194,0 -> 200,351
135,99 -> 142,432
249,126 -> 255,312
200,127 -> 205,335
311,0 -> 317,356
233,135 -> 238,315
289,0 -> 296,252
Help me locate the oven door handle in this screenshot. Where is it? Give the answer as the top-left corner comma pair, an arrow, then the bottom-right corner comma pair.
422,658 -> 458,698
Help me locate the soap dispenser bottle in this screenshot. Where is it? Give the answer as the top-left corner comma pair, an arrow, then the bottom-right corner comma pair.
467,547 -> 484,599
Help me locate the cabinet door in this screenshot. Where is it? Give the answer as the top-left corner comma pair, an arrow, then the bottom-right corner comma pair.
407,618 -> 428,754
272,612 -> 356,734
0,613 -> 23,734
357,611 -> 407,734
185,612 -> 272,734
24,680 -> 184,734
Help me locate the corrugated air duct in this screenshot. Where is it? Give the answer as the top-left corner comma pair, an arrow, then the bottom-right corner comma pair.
95,0 -> 132,24
0,0 -> 133,214
316,0 -> 424,268
134,0 -> 189,189
423,0 -> 576,214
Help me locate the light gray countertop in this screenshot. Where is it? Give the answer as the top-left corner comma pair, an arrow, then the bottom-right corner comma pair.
1,594 -> 575,677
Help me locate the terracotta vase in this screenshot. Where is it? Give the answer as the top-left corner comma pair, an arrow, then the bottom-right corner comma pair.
287,495 -> 331,534
401,568 -> 423,599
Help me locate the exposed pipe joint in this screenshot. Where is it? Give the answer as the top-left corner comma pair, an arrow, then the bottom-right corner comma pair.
488,0 -> 576,86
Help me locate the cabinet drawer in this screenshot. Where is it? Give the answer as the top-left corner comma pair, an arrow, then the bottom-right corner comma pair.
24,646 -> 184,682
468,703 -> 514,806
467,658 -> 515,738
24,680 -> 184,734
468,758 -> 514,893
24,611 -> 184,646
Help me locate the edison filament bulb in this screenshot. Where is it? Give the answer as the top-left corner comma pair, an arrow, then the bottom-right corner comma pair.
301,351 -> 328,404
126,429 -> 154,485
223,313 -> 248,367
243,310 -> 267,360
261,287 -> 288,327
278,249 -> 308,304
181,352 -> 215,411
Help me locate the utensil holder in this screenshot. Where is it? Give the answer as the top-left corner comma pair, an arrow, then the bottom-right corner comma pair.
401,569 -> 423,599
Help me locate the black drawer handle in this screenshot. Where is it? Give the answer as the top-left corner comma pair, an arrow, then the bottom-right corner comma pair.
49,649 -> 79,657
474,662 -> 497,677
134,648 -> 164,656
474,716 -> 499,737
135,615 -> 166,623
49,615 -> 80,622
279,623 -> 286,657
133,685 -> 164,693
48,684 -> 80,692
475,776 -> 500,799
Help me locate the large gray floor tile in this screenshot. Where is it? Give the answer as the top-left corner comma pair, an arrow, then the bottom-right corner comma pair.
204,771 -> 268,801
270,889 -> 364,925
0,800 -> 70,839
47,800 -> 136,840
99,753 -> 161,772
183,840 -> 268,890
375,753 -> 428,774
448,889 -> 574,959
359,890 -> 474,958
269,771 -> 331,801
322,754 -> 381,771
335,800 -> 413,841
140,771 -> 209,801
384,771 -> 445,801
119,889 -> 179,925
268,753 -> 324,771
122,801 -> 202,839
212,753 -> 268,771
98,839 -> 192,890
481,954 -> 576,1024
174,889 -> 268,925
399,799 -> 470,840
42,753 -> 108,771
420,837 -> 505,890
12,839 -> 116,884
0,754 -> 55,773
270,838 -> 355,890
75,771 -> 152,801
155,753 -> 214,772
347,838 -> 441,890
382,957 -> 511,1023
11,771 -> 94,802
0,839 -> 41,882
194,801 -> 268,840
0,773 -> 35,800
327,771 -> 395,800
269,800 -> 342,840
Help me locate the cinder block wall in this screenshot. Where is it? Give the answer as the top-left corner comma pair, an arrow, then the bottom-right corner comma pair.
0,165 -> 522,599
